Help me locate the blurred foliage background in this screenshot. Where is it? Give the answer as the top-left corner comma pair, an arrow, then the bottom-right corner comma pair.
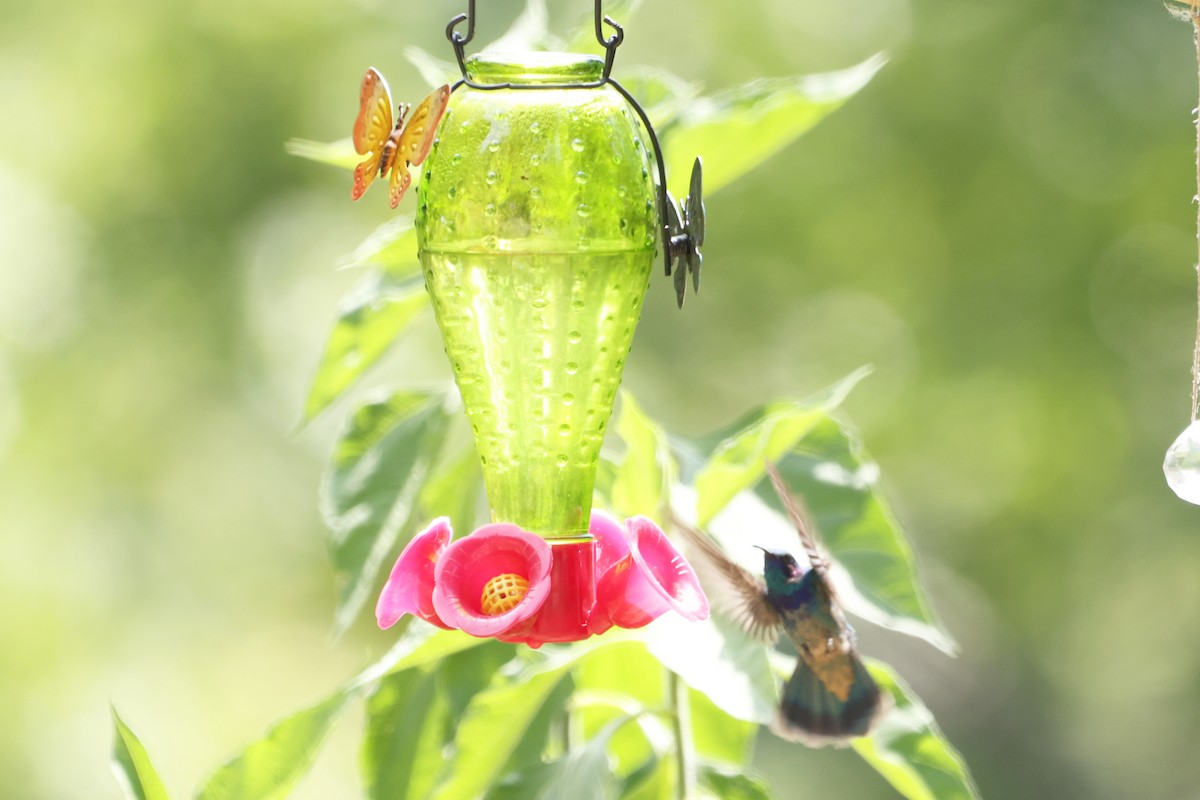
1,0 -> 1197,797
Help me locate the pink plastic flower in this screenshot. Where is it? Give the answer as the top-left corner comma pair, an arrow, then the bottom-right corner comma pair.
591,510 -> 630,576
376,517 -> 452,630
432,523 -> 553,639
376,511 -> 709,646
592,515 -> 710,633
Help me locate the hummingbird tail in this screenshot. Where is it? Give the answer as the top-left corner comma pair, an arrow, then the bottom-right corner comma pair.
771,653 -> 886,748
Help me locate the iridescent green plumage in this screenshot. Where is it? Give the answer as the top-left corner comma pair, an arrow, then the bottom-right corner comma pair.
676,464 -> 885,746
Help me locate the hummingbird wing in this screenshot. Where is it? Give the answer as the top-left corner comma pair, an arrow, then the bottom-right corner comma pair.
765,462 -> 829,578
673,520 -> 782,642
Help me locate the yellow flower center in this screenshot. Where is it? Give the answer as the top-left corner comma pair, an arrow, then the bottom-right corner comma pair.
480,573 -> 529,616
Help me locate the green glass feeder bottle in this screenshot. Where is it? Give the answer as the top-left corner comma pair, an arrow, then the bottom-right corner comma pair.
418,51 -> 657,540
412,1 -> 705,642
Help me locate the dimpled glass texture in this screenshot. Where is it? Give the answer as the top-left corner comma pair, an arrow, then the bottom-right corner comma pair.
416,52 -> 658,539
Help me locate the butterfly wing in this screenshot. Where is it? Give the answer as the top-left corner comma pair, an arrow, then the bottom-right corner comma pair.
387,163 -> 413,210
352,67 -> 394,201
387,84 -> 450,208
397,84 -> 450,167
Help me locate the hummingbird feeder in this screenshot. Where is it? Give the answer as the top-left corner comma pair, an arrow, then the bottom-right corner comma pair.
373,0 -> 709,646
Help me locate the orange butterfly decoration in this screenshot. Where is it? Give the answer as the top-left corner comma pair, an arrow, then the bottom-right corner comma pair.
352,67 -> 450,208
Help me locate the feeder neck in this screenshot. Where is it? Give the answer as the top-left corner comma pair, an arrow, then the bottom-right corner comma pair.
465,52 -> 605,85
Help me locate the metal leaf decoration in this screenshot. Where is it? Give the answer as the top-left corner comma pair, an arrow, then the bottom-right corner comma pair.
666,157 -> 706,308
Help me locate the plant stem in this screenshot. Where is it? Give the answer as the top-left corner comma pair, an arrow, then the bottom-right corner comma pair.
667,670 -> 695,800
560,704 -> 576,757
1192,11 -> 1200,421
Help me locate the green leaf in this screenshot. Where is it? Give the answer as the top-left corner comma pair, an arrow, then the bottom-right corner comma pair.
534,715 -> 632,800
361,667 -> 451,800
302,271 -> 428,421
769,423 -> 955,654
575,641 -> 665,710
613,68 -> 699,130
404,45 -> 461,88
349,624 -> 485,692
692,370 -> 867,526
430,667 -> 573,800
620,757 -> 671,800
420,644 -> 663,800
688,689 -> 756,768
574,642 -> 670,775
321,391 -> 451,634
418,447 -> 484,539
851,660 -> 980,800
435,641 -> 519,722
574,703 -> 661,783
196,692 -> 352,800
196,626 -> 482,800
660,55 -> 886,197
593,455 -> 619,509
436,641 -> 618,799
500,673 -> 578,776
642,614 -> 776,726
302,218 -> 424,421
489,708 -> 653,800
696,765 -> 776,800
337,216 -> 419,272
486,764 -> 557,800
612,391 -> 674,524
284,137 -> 359,170
688,369 -> 951,652
111,708 -> 171,800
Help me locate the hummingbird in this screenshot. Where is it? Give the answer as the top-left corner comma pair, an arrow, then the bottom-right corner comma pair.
675,462 -> 886,746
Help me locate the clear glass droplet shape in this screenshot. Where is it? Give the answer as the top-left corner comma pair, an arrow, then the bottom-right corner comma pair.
1164,419 -> 1200,504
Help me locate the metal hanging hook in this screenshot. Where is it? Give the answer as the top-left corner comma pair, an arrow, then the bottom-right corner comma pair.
592,0 -> 624,77
446,0 -> 477,77
448,0 -> 623,79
